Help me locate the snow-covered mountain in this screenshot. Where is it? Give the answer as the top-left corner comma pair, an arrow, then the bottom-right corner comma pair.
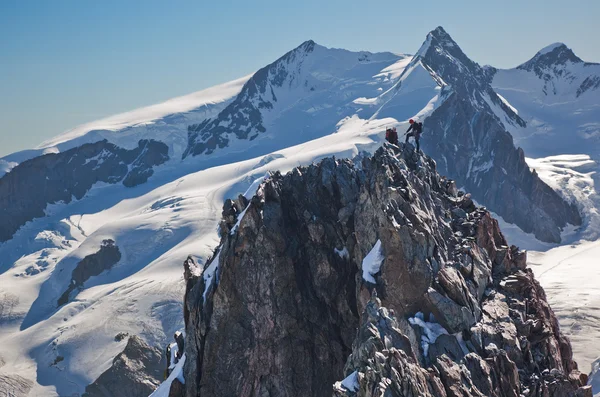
375,27 -> 580,244
490,43 -> 600,157
0,27 -> 598,396
183,40 -> 403,157
0,76 -> 250,178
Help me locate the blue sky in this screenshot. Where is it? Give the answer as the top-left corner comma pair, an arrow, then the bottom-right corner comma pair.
1,0 -> 598,157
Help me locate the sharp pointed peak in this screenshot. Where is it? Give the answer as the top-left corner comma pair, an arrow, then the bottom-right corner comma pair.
430,26 -> 450,37
422,26 -> 460,53
427,26 -> 456,43
414,26 -> 463,61
295,39 -> 317,53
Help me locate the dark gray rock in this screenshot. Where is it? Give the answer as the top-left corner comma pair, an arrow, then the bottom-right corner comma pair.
172,145 -> 587,397
57,239 -> 121,306
427,334 -> 465,363
183,40 -> 316,157
0,139 -> 169,242
414,27 -> 581,243
83,335 -> 165,397
168,378 -> 185,397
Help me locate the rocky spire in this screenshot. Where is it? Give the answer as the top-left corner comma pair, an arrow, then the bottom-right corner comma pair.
170,144 -> 591,397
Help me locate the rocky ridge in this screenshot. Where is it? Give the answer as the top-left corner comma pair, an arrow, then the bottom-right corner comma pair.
171,143 -> 590,396
0,139 -> 169,242
412,27 -> 581,243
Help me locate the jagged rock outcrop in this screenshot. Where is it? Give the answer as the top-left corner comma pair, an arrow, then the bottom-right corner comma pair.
411,27 -> 581,243
0,139 -> 169,242
171,144 -> 589,397
83,335 -> 165,397
57,239 -> 122,306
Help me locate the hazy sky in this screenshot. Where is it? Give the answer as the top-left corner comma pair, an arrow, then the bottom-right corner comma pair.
1,0 -> 598,157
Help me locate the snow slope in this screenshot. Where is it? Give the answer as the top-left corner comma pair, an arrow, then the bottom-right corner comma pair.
0,76 -> 251,177
491,44 -> 600,158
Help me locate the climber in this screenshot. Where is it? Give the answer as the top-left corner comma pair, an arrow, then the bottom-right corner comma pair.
385,127 -> 399,145
174,331 -> 185,360
405,119 -> 423,152
165,343 -> 172,379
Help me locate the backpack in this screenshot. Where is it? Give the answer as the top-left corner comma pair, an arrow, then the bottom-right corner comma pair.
386,128 -> 398,144
415,122 -> 423,134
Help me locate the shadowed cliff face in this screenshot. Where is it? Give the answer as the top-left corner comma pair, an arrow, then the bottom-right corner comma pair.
415,27 -> 581,243
173,144 -> 590,397
57,239 -> 122,307
0,139 -> 169,243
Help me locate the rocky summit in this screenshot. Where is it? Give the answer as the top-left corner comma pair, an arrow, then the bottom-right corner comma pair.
169,143 -> 591,397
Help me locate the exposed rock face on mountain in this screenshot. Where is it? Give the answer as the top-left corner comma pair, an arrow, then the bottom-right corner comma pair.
83,335 -> 165,397
57,239 -> 121,306
172,144 -> 589,396
183,41 -> 402,158
410,27 -> 581,242
183,27 -> 581,243
489,41 -> 600,99
183,40 -> 318,157
516,43 -> 600,97
0,139 -> 169,242
490,41 -> 600,160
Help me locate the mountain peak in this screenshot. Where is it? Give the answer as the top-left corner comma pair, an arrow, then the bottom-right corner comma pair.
518,42 -> 583,71
538,42 -> 568,55
417,26 -> 463,59
297,39 -> 316,53
430,26 -> 451,40
412,26 -> 483,91
420,26 -> 457,51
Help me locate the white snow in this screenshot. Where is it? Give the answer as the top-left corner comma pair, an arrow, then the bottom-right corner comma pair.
538,42 -> 565,56
590,359 -> 600,397
243,173 -> 270,199
230,205 -> 250,235
337,371 -> 359,392
529,241 -> 600,375
482,92 -> 523,136
334,247 -> 350,259
496,93 -> 518,114
39,76 -> 252,150
492,55 -> 600,159
526,155 -> 599,240
150,353 -> 186,397
373,55 -> 413,81
0,90 -> 403,395
361,240 -> 384,283
202,250 -> 221,303
409,311 -> 450,357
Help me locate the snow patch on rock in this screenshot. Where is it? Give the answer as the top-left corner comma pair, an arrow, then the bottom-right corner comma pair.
361,240 -> 384,283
